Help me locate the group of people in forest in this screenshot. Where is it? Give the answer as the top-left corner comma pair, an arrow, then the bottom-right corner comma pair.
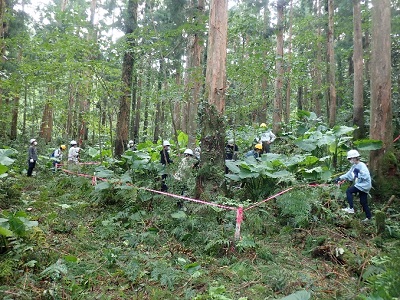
160,122 -> 372,221
26,139 -> 82,176
26,120 -> 373,221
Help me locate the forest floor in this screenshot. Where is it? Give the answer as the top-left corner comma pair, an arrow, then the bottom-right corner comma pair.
1,165 -> 399,300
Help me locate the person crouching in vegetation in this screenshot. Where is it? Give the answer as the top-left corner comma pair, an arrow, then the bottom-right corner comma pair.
173,148 -> 199,209
51,144 -> 66,171
245,143 -> 263,159
334,149 -> 372,222
160,140 -> 173,192
27,138 -> 38,177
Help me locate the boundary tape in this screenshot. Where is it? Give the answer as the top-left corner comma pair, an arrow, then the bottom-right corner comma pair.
60,167 -> 328,240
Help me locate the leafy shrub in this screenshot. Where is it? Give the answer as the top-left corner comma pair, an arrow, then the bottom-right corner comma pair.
361,246 -> 400,299
0,178 -> 22,209
276,189 -> 316,228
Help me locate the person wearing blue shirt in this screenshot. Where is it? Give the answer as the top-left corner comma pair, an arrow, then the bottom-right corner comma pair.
245,144 -> 263,159
334,149 -> 372,222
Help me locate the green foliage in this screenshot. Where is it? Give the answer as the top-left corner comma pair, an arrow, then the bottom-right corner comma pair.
280,290 -> 311,300
276,189 -> 321,228
0,178 -> 22,209
0,148 -> 17,177
361,248 -> 400,299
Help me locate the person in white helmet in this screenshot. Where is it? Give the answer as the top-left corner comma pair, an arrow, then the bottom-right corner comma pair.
27,138 -> 38,176
334,149 -> 372,222
68,140 -> 81,165
173,148 -> 199,209
160,140 -> 173,192
127,140 -> 136,151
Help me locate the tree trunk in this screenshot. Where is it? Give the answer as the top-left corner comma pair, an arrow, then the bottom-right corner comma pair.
312,0 -> 323,117
0,0 -> 8,139
285,0 -> 293,124
39,98 -> 53,143
327,0 -> 337,127
197,0 -> 228,199
273,0 -> 285,134
114,0 -> 137,157
363,0 -> 370,108
261,0 -> 270,123
153,59 -> 164,144
352,0 -> 364,139
133,77 -> 141,143
184,0 -> 205,149
369,0 -> 392,176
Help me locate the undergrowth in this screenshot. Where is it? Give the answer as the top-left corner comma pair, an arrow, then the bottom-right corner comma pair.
0,169 -> 399,300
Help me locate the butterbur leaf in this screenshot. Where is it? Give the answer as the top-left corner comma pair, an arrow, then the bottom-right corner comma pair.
0,226 -> 13,237
354,139 -> 383,150
280,290 -> 311,300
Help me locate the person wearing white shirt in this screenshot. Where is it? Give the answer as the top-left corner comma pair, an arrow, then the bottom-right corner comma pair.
258,123 -> 276,153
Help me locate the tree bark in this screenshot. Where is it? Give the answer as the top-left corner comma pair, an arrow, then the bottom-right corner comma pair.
184,0 -> 205,149
352,0 -> 364,139
115,0 -> 137,156
327,0 -> 337,127
369,0 -> 392,175
285,0 -> 293,124
312,0 -> 323,117
273,0 -> 285,134
197,0 -> 228,198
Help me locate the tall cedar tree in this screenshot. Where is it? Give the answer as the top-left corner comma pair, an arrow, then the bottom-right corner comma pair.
115,0 -> 138,156
196,0 -> 228,198
369,0 -> 392,175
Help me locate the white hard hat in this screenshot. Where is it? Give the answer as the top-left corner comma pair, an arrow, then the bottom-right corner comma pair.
347,149 -> 360,159
29,138 -> 36,144
70,140 -> 77,146
184,149 -> 193,156
128,140 -> 134,144
163,140 -> 170,146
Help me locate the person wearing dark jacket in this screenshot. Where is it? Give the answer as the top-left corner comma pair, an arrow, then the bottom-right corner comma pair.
27,138 -> 38,176
160,140 -> 173,192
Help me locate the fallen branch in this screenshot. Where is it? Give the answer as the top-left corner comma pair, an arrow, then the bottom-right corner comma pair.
382,195 -> 396,213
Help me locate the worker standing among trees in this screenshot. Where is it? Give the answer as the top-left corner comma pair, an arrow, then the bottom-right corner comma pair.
27,138 -> 38,177
160,140 -> 173,192
334,149 -> 372,222
258,123 -> 276,154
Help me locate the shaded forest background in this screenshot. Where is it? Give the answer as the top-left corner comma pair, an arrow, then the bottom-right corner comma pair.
1,0 -> 398,162
1,1 -> 400,299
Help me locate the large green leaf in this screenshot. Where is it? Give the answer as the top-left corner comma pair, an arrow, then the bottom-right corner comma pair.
8,216 -> 26,236
0,164 -> 8,175
0,226 -> 13,237
280,290 -> 311,300
332,125 -> 355,136
294,139 -> 317,151
354,139 -> 383,151
0,149 -> 15,166
225,160 -> 241,173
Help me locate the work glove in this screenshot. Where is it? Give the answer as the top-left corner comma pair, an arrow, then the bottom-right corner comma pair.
353,168 -> 360,178
333,177 -> 341,184
29,159 -> 34,163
